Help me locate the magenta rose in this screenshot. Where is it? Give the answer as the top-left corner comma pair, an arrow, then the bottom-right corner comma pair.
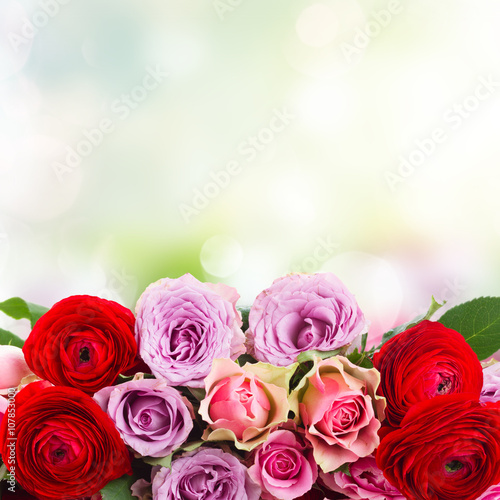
247,273 -> 366,367
152,448 -> 261,500
135,274 -> 245,387
297,356 -> 385,472
320,455 -> 404,499
199,358 -> 292,451
248,423 -> 318,500
94,378 -> 194,458
477,484 -> 500,500
481,362 -> 500,403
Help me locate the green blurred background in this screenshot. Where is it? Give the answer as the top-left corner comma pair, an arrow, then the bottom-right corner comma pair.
1,0 -> 499,343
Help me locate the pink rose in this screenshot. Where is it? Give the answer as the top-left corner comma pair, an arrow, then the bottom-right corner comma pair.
199,358 -> 293,451
477,483 -> 500,500
0,345 -> 33,394
297,356 -> 385,472
247,273 -> 366,366
248,423 -> 318,500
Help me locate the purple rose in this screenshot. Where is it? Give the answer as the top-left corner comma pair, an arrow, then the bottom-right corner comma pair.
481,362 -> 500,403
247,273 -> 366,366
152,448 -> 261,500
320,456 -> 404,500
135,274 -> 246,387
248,424 -> 318,500
477,483 -> 500,500
94,378 -> 194,457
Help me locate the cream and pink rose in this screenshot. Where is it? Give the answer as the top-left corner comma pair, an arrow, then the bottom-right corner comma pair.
199,358 -> 293,451
296,355 -> 385,473
248,423 -> 317,500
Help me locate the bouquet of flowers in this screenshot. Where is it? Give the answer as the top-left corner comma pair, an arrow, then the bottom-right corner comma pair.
1,272 -> 500,500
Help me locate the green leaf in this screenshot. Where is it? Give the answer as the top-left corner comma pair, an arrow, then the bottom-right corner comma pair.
0,328 -> 24,348
439,297 -> 500,361
143,454 -> 173,468
142,440 -> 205,469
360,332 -> 368,352
289,360 -> 314,391
180,440 -> 204,453
236,353 -> 257,366
296,348 -> 342,364
187,387 -> 206,401
0,463 -> 8,481
332,462 -> 351,477
0,297 -> 49,328
237,305 -> 251,332
375,296 -> 444,350
100,473 -> 136,500
347,348 -> 374,369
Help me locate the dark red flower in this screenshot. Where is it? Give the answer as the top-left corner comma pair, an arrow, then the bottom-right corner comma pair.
376,393 -> 500,500
23,295 -> 138,394
0,382 -> 131,500
372,320 -> 483,427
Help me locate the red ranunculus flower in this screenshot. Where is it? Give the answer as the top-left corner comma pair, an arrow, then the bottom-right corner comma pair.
376,393 -> 500,500
372,320 -> 483,427
23,295 -> 138,394
0,381 -> 132,500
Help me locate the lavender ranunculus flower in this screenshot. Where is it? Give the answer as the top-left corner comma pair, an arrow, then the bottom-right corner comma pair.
320,455 -> 405,500
94,378 -> 194,458
247,273 -> 366,366
135,274 -> 246,387
481,362 -> 500,403
152,448 -> 261,500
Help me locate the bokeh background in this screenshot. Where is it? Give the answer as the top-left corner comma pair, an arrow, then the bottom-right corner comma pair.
1,0 -> 500,344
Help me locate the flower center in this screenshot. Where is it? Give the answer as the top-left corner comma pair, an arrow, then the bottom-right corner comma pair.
437,377 -> 452,394
79,347 -> 90,363
140,412 -> 152,427
445,460 -> 463,473
52,448 -> 66,463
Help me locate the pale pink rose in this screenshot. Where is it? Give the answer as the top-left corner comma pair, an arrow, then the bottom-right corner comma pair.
199,358 -> 293,451
248,423 -> 318,500
0,345 -> 33,394
0,395 -> 8,428
297,356 -> 385,472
